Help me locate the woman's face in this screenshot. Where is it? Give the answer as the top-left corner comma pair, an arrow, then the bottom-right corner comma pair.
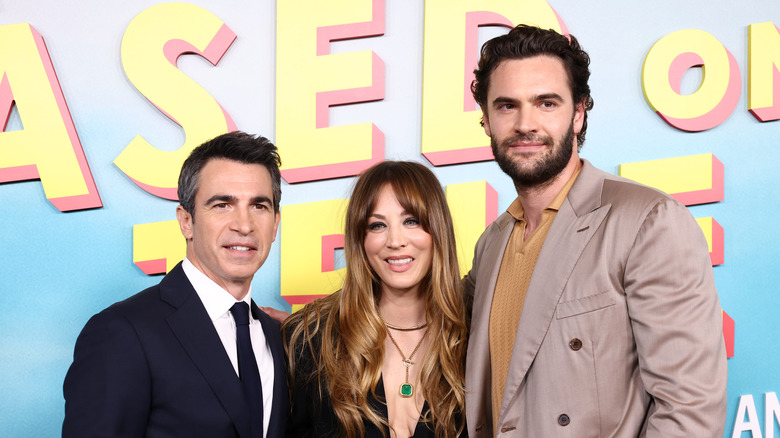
363,184 -> 433,298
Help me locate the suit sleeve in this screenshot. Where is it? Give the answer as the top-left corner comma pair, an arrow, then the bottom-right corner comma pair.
462,250 -> 477,299
462,264 -> 476,311
463,223 -> 493,313
623,198 -> 727,437
63,309 -> 151,438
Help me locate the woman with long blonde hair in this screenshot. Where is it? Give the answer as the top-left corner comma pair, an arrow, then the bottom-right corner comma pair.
283,161 -> 467,438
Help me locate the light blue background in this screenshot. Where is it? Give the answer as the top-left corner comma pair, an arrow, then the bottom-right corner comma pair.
1,1 -> 778,436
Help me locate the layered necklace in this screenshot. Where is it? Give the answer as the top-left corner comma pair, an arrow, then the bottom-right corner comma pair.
381,316 -> 428,398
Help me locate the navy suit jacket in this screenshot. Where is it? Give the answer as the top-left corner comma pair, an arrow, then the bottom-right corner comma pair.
63,263 -> 288,438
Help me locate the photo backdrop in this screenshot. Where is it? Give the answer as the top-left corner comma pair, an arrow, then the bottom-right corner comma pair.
1,1 -> 778,436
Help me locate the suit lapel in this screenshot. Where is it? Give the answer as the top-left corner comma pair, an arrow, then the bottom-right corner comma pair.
466,213 -> 515,430
498,161 -> 611,421
471,215 -> 516,339
162,265 -> 252,438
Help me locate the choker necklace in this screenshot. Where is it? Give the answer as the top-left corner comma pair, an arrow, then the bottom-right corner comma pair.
383,320 -> 428,331
383,322 -> 427,398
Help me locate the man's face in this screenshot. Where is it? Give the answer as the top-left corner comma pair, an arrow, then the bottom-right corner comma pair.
482,56 -> 585,188
176,159 -> 280,299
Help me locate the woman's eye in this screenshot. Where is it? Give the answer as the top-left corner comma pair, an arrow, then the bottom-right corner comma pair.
367,222 -> 386,231
404,217 -> 420,226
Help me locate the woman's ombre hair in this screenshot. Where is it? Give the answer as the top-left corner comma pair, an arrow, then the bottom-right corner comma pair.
284,161 -> 467,437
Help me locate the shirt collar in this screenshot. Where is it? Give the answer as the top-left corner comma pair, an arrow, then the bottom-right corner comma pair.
182,258 -> 253,322
506,162 -> 583,221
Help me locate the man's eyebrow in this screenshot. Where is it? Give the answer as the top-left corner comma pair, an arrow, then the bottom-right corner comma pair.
534,92 -> 565,102
204,195 -> 274,205
491,96 -> 519,106
491,93 -> 565,105
204,194 -> 236,205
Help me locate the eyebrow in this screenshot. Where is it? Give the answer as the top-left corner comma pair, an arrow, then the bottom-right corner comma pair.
491,96 -> 519,106
204,195 -> 273,205
534,92 -> 565,102
250,196 -> 273,205
491,93 -> 565,106
368,210 -> 412,220
205,195 -> 236,205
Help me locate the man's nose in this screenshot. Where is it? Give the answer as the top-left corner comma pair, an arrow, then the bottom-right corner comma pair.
514,107 -> 538,134
231,208 -> 254,234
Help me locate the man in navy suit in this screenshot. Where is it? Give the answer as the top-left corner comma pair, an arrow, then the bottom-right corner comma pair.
63,131 -> 288,437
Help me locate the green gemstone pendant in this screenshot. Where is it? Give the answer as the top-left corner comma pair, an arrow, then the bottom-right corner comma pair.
399,383 -> 414,397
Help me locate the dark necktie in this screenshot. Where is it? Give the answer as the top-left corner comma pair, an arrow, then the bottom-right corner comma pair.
230,302 -> 264,438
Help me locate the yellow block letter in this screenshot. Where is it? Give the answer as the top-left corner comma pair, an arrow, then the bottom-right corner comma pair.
0,23 -> 101,211
276,0 -> 385,183
281,199 -> 348,310
446,180 -> 498,275
618,153 -> 723,206
748,22 -> 780,122
643,29 -> 740,132
116,3 -> 237,200
133,220 -> 185,274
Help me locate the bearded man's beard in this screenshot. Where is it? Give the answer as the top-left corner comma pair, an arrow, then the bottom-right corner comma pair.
490,120 -> 575,189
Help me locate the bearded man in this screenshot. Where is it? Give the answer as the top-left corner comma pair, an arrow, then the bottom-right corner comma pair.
463,25 -> 727,437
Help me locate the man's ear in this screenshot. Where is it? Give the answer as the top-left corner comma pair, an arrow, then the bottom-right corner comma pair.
271,211 -> 280,242
482,112 -> 492,137
573,99 -> 586,133
176,205 -> 193,240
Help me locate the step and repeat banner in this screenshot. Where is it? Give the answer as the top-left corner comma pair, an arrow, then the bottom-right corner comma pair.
1,1 -> 778,436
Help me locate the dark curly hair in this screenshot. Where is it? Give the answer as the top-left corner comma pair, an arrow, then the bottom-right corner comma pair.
471,25 -> 594,150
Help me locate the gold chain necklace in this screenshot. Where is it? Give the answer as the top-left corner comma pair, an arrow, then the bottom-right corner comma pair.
383,320 -> 427,398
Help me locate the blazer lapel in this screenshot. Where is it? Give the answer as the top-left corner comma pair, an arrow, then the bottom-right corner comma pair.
162,265 -> 252,438
471,214 -> 516,342
466,213 -> 515,430
498,161 -> 611,422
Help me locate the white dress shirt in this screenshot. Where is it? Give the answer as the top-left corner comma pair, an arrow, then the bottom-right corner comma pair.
182,258 -> 274,436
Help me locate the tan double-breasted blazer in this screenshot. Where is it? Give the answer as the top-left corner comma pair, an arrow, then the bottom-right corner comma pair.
464,160 -> 727,437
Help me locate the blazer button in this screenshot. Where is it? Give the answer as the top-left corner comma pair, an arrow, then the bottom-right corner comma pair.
569,338 -> 582,351
558,413 -> 571,426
